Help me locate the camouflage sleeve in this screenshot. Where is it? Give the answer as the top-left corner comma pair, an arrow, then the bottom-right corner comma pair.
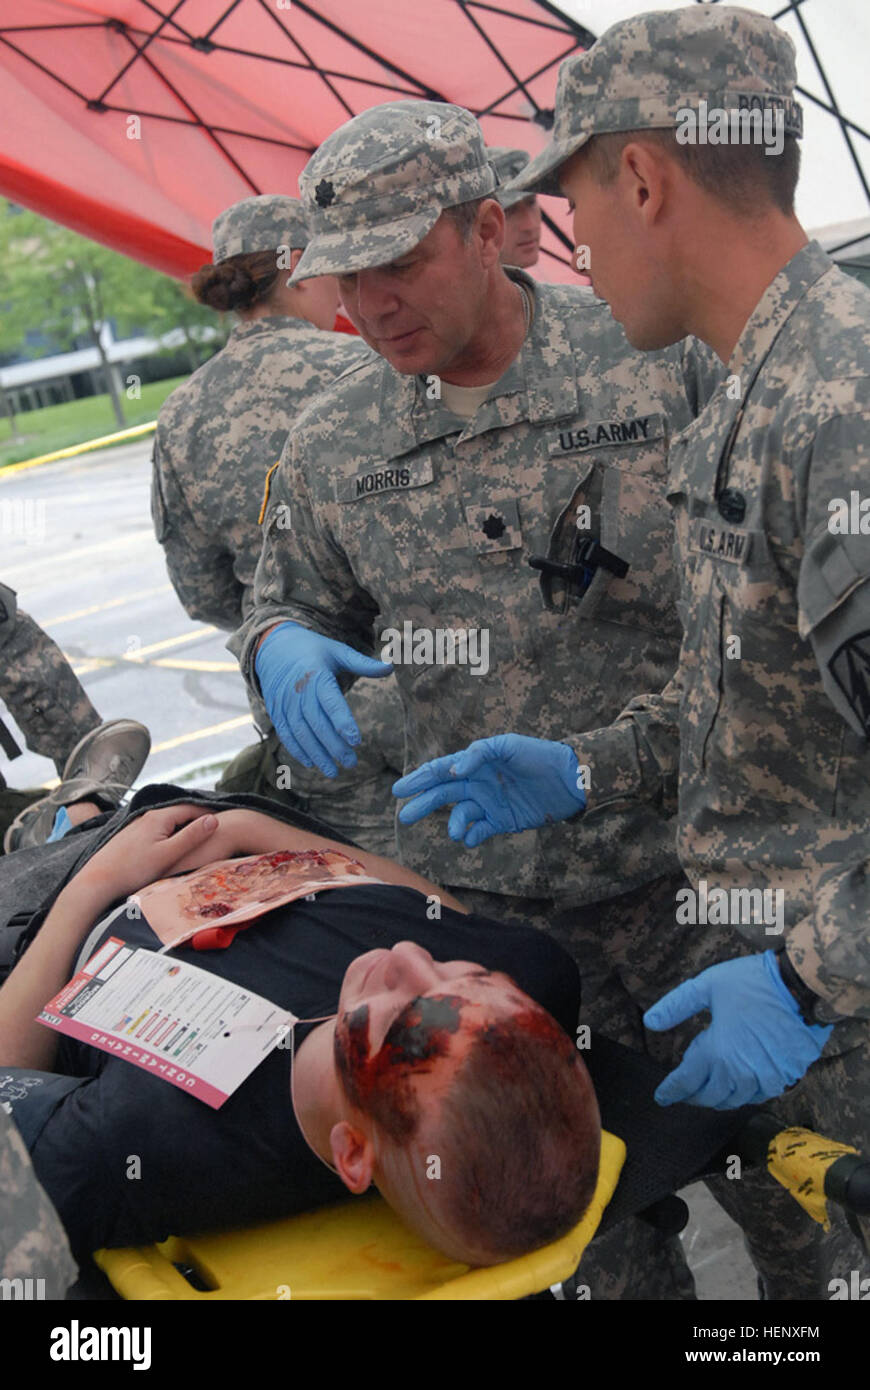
0,603 -> 99,771
564,667 -> 683,814
796,411 -> 870,740
559,335 -> 705,816
783,411 -> 870,1020
0,1103 -> 77,1297
151,439 -> 244,631
0,581 -> 17,652
229,431 -> 380,689
786,861 -> 870,1020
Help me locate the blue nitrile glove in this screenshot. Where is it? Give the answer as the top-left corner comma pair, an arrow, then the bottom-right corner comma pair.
255,622 -> 393,778
46,806 -> 72,843
392,733 -> 586,848
644,951 -> 834,1110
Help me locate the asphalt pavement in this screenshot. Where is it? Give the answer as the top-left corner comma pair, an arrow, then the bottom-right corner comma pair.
1,439 -> 255,791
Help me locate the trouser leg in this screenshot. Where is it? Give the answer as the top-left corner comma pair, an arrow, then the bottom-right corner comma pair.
0,787 -> 47,857
555,876 -> 870,1300
547,871 -> 749,1057
216,678 -> 404,859
0,1099 -> 78,1298
1,609 -> 100,773
705,1032 -> 870,1300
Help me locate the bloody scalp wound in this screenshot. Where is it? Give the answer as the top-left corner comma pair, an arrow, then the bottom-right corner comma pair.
334,994 -> 463,1142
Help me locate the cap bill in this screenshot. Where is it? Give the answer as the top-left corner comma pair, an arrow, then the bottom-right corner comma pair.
508,132 -> 592,199
497,185 -> 535,210
288,206 -> 441,284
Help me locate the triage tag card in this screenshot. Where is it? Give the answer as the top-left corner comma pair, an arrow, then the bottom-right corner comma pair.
38,937 -> 296,1109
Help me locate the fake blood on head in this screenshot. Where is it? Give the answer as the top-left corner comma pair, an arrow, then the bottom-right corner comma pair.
334,993 -> 577,1144
335,994 -> 464,1143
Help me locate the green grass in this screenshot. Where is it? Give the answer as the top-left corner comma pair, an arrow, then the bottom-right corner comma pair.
0,376 -> 189,469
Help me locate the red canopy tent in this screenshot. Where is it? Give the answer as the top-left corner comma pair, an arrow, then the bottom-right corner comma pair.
0,0 -> 592,282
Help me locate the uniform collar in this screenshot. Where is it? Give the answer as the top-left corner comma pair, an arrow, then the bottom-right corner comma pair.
372,267 -> 579,459
227,314 -> 319,342
726,240 -> 832,384
669,240 -> 834,483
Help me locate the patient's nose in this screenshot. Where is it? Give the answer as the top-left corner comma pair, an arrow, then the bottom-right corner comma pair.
387,941 -> 438,992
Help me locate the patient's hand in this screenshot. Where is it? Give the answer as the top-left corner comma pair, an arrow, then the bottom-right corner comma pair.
167,809 -> 288,874
74,805 -> 220,909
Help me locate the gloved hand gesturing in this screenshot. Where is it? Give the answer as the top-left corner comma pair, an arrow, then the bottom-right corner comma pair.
392,733 -> 586,848
644,951 -> 833,1110
255,622 -> 393,777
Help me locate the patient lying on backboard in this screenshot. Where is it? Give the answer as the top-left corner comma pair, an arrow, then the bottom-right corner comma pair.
0,800 -> 600,1268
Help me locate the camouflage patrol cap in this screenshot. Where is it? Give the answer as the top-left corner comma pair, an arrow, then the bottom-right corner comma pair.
289,101 -> 498,283
487,147 -> 533,210
509,5 -> 803,198
212,195 -> 309,263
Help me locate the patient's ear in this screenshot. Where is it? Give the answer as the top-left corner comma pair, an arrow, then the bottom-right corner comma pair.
330,1121 -> 375,1194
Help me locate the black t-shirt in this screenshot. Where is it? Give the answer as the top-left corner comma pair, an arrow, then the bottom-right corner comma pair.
23,884 -> 580,1259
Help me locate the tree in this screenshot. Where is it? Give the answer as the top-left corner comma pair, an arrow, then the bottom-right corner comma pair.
0,366 -> 22,440
0,203 -> 196,428
145,273 -> 228,374
0,210 -> 37,438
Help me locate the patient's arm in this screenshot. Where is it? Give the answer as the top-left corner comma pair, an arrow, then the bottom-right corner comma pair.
0,804 -> 470,1069
0,805 -> 221,1070
0,876 -> 105,1071
168,808 -> 471,914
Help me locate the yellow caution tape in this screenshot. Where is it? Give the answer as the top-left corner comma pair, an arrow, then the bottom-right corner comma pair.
767,1126 -> 858,1229
0,421 -> 157,475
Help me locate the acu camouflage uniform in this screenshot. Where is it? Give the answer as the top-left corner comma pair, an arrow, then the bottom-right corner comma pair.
512,6 -> 870,1293
232,102 -> 731,1037
152,204 -> 403,856
571,242 -> 870,1283
0,1100 -> 77,1298
0,582 -> 99,841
